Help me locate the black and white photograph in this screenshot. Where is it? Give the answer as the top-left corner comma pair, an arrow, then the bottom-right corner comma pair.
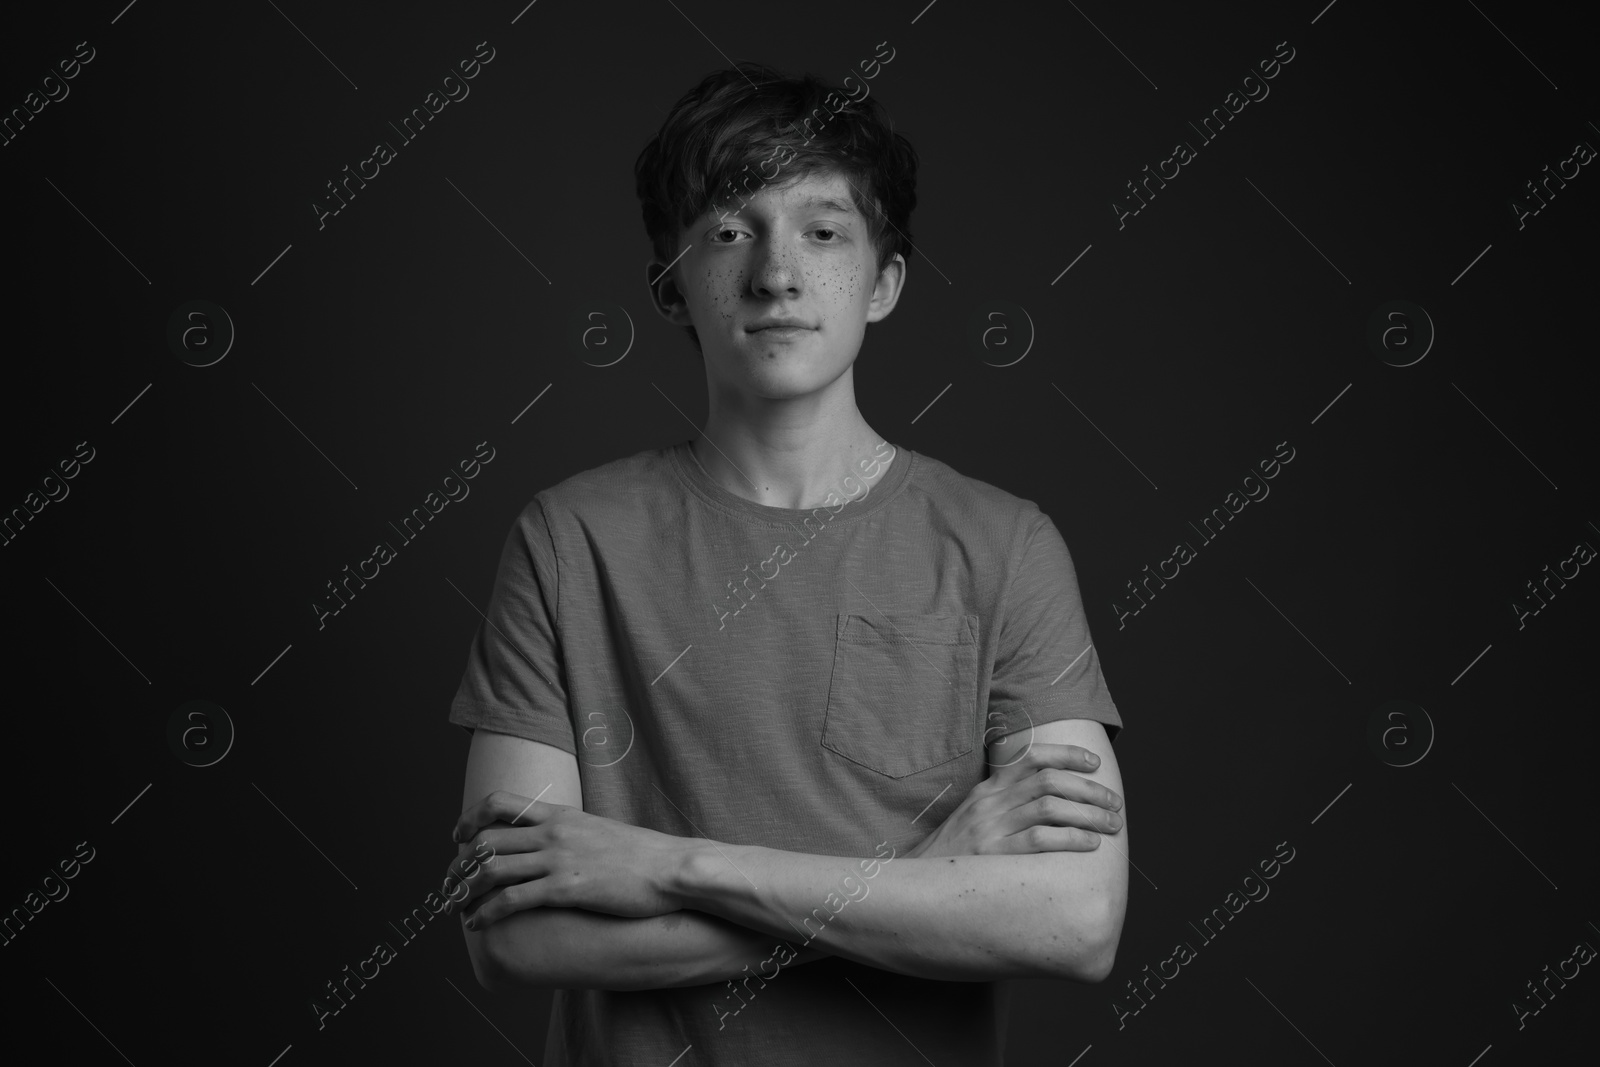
1,2 -> 1594,1064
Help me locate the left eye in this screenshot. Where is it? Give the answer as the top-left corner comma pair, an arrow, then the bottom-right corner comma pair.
813,229 -> 837,241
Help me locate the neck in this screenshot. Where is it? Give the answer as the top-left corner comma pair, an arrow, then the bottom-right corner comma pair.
693,377 -> 893,510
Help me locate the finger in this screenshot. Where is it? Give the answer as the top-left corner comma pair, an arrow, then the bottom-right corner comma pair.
993,825 -> 1102,855
1005,793 -> 1123,837
460,885 -> 504,929
455,822 -> 517,865
987,742 -> 1102,786
439,869 -> 472,913
454,851 -> 548,912
453,790 -> 559,844
440,854 -> 490,914
1064,744 -> 1102,771
1022,766 -> 1122,813
464,879 -> 547,930
439,855 -> 481,913
440,835 -> 504,907
445,821 -> 555,915
440,827 -> 524,908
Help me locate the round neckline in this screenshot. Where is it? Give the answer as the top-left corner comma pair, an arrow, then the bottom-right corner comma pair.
668,437 -> 914,527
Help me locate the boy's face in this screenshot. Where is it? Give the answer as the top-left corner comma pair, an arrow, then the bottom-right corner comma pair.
648,168 -> 905,403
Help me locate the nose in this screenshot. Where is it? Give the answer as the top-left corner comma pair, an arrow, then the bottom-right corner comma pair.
749,239 -> 800,298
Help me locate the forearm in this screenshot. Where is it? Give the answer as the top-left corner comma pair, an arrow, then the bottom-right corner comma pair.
673,845 -> 1118,983
472,906 -> 826,992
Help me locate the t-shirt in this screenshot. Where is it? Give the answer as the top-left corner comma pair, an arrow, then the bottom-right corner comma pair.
448,438 -> 1122,1066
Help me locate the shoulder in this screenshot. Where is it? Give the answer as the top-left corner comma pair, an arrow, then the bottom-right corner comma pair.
900,447 -> 1051,543
515,443 -> 682,531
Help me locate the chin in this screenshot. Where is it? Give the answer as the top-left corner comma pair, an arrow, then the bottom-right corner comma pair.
733,357 -> 841,398
747,367 -> 831,398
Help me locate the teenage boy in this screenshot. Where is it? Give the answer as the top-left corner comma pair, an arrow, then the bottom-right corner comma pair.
445,63 -> 1128,1066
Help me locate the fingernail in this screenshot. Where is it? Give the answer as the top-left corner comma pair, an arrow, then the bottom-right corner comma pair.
1088,753 -> 1100,765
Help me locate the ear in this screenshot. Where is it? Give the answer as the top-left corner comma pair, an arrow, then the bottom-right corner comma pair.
865,253 -> 906,325
645,256 -> 694,326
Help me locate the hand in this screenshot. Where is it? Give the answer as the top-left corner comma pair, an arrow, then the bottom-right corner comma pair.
905,743 -> 1123,859
443,791 -> 690,929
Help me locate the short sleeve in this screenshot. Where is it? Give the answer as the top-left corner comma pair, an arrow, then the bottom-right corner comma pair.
447,497 -> 576,753
986,511 -> 1122,743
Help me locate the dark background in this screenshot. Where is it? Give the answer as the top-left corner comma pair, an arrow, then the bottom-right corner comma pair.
1,1 -> 1594,1064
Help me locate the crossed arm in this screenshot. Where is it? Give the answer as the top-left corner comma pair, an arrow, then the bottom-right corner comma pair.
456,729 -> 817,992
454,717 -> 1128,992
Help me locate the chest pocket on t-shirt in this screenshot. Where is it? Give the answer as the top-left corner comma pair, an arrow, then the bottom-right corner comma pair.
821,613 -> 980,778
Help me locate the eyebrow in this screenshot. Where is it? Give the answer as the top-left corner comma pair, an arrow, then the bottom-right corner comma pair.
714,195 -> 860,221
797,196 -> 859,215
